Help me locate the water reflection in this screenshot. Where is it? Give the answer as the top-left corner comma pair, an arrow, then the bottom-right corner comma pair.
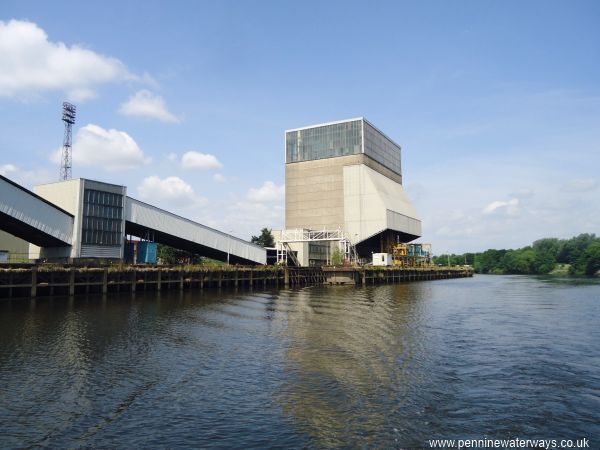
277,284 -> 430,447
0,277 -> 598,448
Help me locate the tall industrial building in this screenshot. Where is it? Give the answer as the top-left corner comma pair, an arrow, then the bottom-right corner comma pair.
285,117 -> 421,260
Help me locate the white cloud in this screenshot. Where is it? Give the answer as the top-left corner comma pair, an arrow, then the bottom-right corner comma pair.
68,87 -> 97,102
213,173 -> 226,183
181,151 -> 222,170
137,176 -> 207,207
196,180 -> 286,239
167,152 -> 178,162
0,19 -> 137,99
482,198 -> 519,215
0,164 -> 18,176
119,90 -> 180,123
564,178 -> 598,193
0,164 -> 55,188
247,181 -> 285,203
50,124 -> 150,171
510,188 -> 534,199
199,201 -> 284,241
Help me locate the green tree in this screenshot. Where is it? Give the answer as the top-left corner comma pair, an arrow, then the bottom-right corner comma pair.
584,241 -> 600,276
330,247 -> 344,266
250,228 -> 275,247
409,234 -> 600,276
557,234 -> 597,265
502,248 -> 536,274
433,253 -> 468,266
476,249 -> 507,273
464,252 -> 476,266
532,238 -> 560,273
157,244 -> 202,265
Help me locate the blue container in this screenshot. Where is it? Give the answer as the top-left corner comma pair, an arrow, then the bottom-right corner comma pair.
137,242 -> 157,264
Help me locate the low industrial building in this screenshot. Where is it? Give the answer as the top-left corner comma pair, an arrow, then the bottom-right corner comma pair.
0,174 -> 266,265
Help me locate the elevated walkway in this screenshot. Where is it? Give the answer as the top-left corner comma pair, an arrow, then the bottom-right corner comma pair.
0,175 -> 73,247
125,197 -> 266,265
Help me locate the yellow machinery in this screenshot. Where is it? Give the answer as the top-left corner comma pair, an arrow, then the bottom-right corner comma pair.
392,243 -> 433,267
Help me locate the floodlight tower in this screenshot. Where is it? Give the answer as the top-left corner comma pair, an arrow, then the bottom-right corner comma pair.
60,102 -> 76,180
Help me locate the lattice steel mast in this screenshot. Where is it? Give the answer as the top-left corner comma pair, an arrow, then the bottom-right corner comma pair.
60,102 -> 76,180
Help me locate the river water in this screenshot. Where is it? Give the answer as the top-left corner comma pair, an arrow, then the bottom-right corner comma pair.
0,275 -> 598,449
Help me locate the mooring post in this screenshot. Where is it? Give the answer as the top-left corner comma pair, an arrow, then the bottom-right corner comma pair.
284,267 -> 289,287
69,268 -> 75,296
49,272 -> 54,296
102,268 -> 108,295
179,270 -> 184,290
131,269 -> 136,293
30,267 -> 37,298
157,269 -> 161,291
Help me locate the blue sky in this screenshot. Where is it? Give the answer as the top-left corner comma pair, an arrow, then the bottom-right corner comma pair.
1,1 -> 599,253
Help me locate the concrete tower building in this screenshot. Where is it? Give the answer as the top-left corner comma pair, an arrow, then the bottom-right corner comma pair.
285,117 -> 421,259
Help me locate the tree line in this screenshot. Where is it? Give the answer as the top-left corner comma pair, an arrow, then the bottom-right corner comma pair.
433,234 -> 600,276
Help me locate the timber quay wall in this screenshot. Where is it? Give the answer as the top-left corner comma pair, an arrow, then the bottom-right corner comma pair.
323,266 -> 473,285
0,265 -> 472,299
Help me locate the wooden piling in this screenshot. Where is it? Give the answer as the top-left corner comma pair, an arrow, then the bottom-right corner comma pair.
0,265 -> 472,300
69,268 -> 75,296
30,267 -> 37,298
102,268 -> 108,295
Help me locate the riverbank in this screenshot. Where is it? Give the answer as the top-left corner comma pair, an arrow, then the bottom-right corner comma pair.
0,265 -> 473,299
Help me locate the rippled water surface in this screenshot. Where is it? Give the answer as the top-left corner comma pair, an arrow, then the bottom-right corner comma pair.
1,275 -> 599,448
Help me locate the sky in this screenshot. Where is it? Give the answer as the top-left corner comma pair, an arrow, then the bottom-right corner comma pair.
1,0 -> 599,254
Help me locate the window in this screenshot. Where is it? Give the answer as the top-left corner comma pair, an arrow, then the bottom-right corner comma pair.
286,120 -> 363,163
363,121 -> 401,175
81,189 -> 124,246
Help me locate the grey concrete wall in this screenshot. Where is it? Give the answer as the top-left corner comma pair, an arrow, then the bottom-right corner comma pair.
285,154 -> 402,231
